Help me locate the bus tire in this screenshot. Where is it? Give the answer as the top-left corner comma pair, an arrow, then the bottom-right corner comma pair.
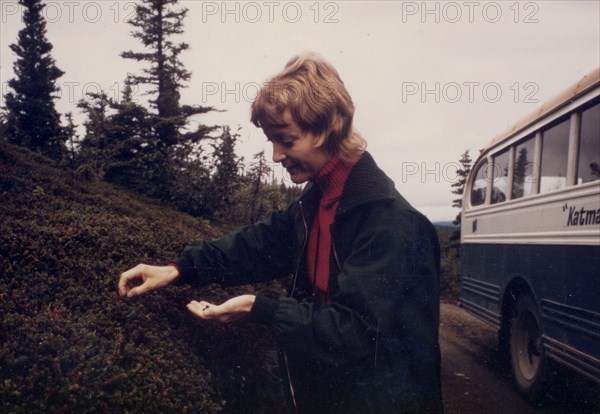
510,294 -> 546,398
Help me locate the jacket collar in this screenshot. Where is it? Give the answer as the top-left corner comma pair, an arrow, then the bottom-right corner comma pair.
300,151 -> 397,214
340,151 -> 397,210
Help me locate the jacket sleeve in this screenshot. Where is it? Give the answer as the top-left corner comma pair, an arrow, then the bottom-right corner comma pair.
250,202 -> 441,369
173,207 -> 298,287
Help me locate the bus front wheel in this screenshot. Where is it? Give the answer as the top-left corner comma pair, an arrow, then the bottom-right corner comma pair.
510,294 -> 546,397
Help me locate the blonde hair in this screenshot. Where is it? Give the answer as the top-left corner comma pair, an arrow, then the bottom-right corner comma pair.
251,53 -> 366,162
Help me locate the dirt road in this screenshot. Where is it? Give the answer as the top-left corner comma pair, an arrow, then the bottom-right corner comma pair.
440,302 -> 600,414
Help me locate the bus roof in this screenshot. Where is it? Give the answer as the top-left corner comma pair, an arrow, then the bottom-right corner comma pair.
482,67 -> 600,156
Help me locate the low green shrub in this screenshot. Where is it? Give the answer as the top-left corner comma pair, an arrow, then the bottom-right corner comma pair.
0,142 -> 286,413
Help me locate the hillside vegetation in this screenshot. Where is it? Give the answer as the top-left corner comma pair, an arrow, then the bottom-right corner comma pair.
0,142 -> 285,413
436,224 -> 461,302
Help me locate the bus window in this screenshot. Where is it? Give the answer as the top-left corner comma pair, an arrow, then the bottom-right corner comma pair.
470,160 -> 488,206
491,149 -> 510,203
512,136 -> 536,199
577,102 -> 600,184
540,118 -> 570,193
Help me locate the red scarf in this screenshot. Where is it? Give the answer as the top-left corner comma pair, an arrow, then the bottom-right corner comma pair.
307,156 -> 355,302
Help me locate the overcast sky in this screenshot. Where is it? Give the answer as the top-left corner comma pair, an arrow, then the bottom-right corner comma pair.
1,0 -> 599,221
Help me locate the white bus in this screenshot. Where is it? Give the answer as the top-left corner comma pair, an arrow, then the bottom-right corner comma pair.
460,67 -> 600,396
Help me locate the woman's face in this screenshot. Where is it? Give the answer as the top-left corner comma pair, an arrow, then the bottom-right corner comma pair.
262,111 -> 331,184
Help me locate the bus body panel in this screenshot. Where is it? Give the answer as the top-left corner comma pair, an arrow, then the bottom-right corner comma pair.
461,243 -> 600,383
462,181 -> 600,246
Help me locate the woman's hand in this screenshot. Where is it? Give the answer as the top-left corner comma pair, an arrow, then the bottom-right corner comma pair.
118,264 -> 180,298
187,295 -> 256,324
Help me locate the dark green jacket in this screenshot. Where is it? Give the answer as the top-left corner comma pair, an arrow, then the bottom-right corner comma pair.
174,152 -> 442,413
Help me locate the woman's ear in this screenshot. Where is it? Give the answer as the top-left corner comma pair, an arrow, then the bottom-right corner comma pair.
311,131 -> 328,149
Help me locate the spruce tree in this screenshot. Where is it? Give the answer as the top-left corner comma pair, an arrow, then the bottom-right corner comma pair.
121,0 -> 213,148
4,0 -> 65,160
63,112 -> 78,165
103,81 -> 156,191
206,126 -> 241,215
248,151 -> 271,224
77,92 -> 111,177
451,150 -> 472,210
450,149 -> 472,241
0,113 -> 8,138
120,0 -> 216,200
77,83 -> 156,190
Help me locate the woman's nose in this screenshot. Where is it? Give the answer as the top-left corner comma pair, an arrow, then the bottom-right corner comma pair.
272,142 -> 286,163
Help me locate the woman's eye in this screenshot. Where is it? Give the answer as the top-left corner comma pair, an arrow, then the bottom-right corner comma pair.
267,134 -> 295,146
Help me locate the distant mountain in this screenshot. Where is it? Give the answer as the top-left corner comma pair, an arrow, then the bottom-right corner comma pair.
434,221 -> 458,227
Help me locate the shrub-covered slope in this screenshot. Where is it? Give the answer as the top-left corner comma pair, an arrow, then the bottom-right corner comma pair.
0,142 -> 284,413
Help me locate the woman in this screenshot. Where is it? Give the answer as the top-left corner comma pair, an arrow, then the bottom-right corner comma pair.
119,53 -> 443,413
